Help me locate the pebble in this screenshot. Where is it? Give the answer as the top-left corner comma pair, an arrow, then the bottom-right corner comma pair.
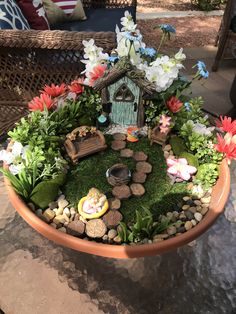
36,209 -> 43,217
63,213 -> 70,223
28,202 -> 35,211
194,212 -> 203,222
67,220 -> 85,236
53,215 -> 66,225
189,206 -> 197,214
182,204 -> 190,210
169,150 -> 174,156
183,196 -> 191,201
184,221 -> 193,231
163,144 -> 171,151
70,207 -> 76,215
164,151 -> 169,159
108,229 -> 117,239
48,201 -> 58,210
50,222 -> 57,229
177,226 -> 186,233
63,207 -> 71,217
58,227 -> 67,233
102,234 -> 109,243
55,207 -> 63,216
113,235 -> 122,244
153,238 -> 164,243
153,234 -> 169,240
191,219 -> 197,226
194,200 -> 202,206
185,210 -> 194,220
167,226 -> 177,236
179,213 -> 187,221
201,207 -> 209,215
57,194 -> 65,201
58,199 -> 69,209
201,196 -> 211,204
42,209 -> 55,222
196,205 -> 202,212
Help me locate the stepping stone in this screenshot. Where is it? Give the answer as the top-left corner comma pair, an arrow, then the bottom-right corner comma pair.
67,220 -> 85,236
130,183 -> 145,197
132,171 -> 147,184
112,185 -> 131,199
133,151 -> 148,161
103,210 -> 123,229
113,133 -> 127,141
85,219 -> 107,238
120,148 -> 134,158
108,198 -> 121,210
136,161 -> 152,174
111,140 -> 126,151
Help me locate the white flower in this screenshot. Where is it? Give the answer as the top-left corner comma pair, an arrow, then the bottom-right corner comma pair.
9,163 -> 24,175
11,141 -> 24,157
175,48 -> 186,62
0,150 -> 15,165
192,122 -> 215,136
120,11 -> 136,32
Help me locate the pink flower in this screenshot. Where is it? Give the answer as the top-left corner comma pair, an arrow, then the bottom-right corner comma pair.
40,83 -> 67,97
28,93 -> 54,112
214,133 -> 236,161
167,158 -> 197,181
68,78 -> 84,94
159,114 -> 171,134
89,65 -> 107,86
166,96 -> 183,113
216,116 -> 236,135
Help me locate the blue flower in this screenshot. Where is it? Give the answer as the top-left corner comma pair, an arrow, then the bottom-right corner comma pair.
139,47 -> 157,57
108,55 -> 119,63
197,61 -> 209,79
124,31 -> 142,42
159,24 -> 176,34
184,102 -> 191,112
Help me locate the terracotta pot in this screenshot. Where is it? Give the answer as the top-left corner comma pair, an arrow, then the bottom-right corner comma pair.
4,160 -> 230,259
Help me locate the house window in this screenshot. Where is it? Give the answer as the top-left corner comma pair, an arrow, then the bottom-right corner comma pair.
114,83 -> 135,102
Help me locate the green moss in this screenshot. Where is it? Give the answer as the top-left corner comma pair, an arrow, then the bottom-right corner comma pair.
30,181 -> 59,209
63,136 -> 188,223
169,136 -> 186,156
179,151 -> 199,169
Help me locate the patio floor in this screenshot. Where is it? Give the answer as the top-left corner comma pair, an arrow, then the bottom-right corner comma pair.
0,50 -> 236,314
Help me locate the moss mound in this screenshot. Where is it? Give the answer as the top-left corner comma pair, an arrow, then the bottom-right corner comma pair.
63,136 -> 188,223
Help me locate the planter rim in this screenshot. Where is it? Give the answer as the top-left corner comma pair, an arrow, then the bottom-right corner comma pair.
4,159 -> 230,259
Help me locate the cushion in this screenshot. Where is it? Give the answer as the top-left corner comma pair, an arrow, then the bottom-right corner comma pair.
0,0 -> 30,29
16,0 -> 49,30
42,0 -> 86,25
52,6 -> 136,32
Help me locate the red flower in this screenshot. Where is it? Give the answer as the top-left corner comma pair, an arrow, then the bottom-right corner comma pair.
89,65 -> 107,86
166,96 -> 183,113
216,116 -> 236,135
215,133 -> 236,160
40,83 -> 67,98
28,93 -> 54,112
68,78 -> 84,94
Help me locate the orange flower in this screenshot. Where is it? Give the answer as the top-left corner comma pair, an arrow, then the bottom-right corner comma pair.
216,116 -> 236,135
89,65 -> 107,86
68,78 -> 84,94
28,93 -> 54,112
215,133 -> 236,160
40,83 -> 67,97
166,96 -> 183,113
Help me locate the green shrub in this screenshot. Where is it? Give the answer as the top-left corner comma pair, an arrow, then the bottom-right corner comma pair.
194,163 -> 219,190
169,136 -> 187,156
179,151 -> 199,168
191,0 -> 226,11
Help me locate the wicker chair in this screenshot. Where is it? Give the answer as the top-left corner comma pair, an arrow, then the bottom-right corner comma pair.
0,0 -> 136,137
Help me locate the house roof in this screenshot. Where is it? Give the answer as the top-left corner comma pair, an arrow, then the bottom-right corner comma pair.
93,58 -> 157,95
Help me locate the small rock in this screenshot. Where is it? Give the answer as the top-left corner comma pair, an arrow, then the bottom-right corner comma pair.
113,235 -> 122,244
179,213 -> 187,221
64,221 -> 69,227
43,209 -> 55,222
55,207 -> 63,216
196,205 -> 202,212
169,150 -> 174,156
50,223 -> 57,229
163,144 -> 171,151
102,234 -> 109,243
177,226 -> 186,233
194,212 -> 203,222
57,194 -> 65,201
113,133 -> 126,141
185,210 -> 194,220
167,226 -> 177,235
108,198 -> 121,210
103,210 -> 123,228
189,206 -> 197,214
175,220 -> 182,228
53,215 -> 66,225
63,207 -> 71,217
153,234 -> 169,240
164,151 -> 169,159
132,171 -> 147,184
182,204 -> 190,210
58,227 -> 66,233
58,199 -> 69,209
74,213 -> 80,221
70,207 -> 76,215
67,220 -> 85,236
28,202 -> 35,211
85,219 -> 107,238
193,200 -> 201,206
153,238 -> 164,243
112,185 -> 131,199
142,238 -> 149,244
36,209 -> 43,217
108,229 -> 118,239
133,151 -> 148,162
183,196 -> 190,201
184,221 -> 193,231
48,201 -> 58,210
201,196 -> 211,204
191,219 -> 197,226
136,161 -> 152,174
130,183 -> 145,197
63,214 -> 70,222
120,148 -> 134,158
111,140 -> 126,151
201,207 -> 209,215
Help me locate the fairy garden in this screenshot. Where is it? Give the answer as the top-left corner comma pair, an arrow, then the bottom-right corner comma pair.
1,12 -> 236,246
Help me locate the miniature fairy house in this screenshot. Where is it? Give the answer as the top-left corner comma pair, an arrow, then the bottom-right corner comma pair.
93,59 -> 156,127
